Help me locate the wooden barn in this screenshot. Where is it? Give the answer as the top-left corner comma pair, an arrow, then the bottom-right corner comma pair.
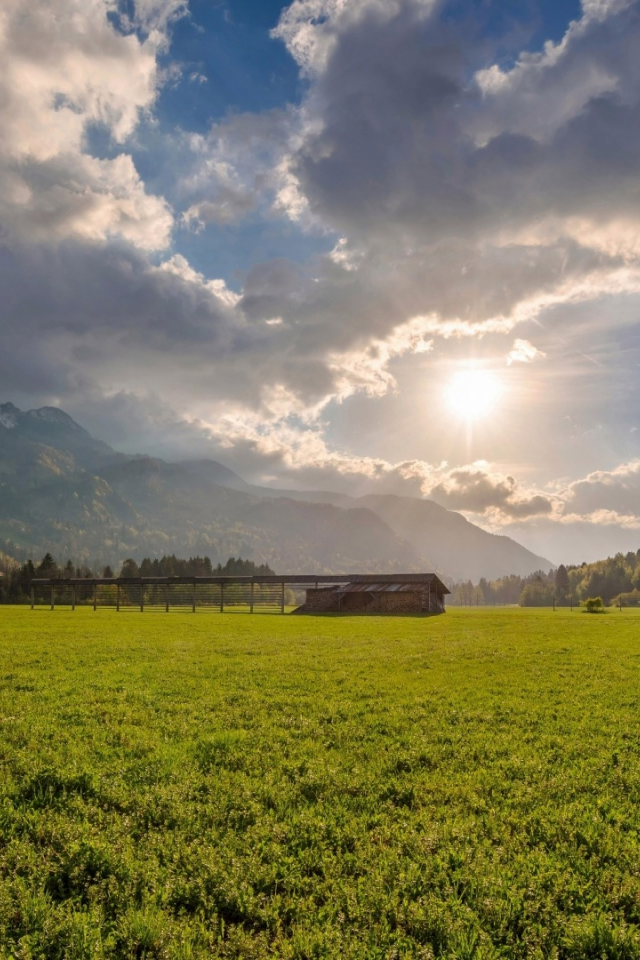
293,574 -> 449,615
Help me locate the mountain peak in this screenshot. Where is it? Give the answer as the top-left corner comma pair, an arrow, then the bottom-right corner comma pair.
1,402 -> 83,431
0,402 -> 20,429
0,400 -> 113,462
26,406 -> 81,428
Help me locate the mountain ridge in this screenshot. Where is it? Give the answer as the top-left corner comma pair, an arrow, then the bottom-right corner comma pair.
0,402 -> 553,578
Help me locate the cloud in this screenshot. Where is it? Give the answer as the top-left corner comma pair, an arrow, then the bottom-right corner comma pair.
178,110 -> 300,228
271,0 -> 438,77
507,339 -> 546,365
562,460 -> 640,518
426,464 -> 558,519
177,0 -> 640,375
0,0 -> 175,249
270,0 -> 640,313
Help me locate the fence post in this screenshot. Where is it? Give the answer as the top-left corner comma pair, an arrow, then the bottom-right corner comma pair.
140,582 -> 144,613
30,585 -> 34,610
220,582 -> 224,613
192,579 -> 196,614
72,585 -> 76,611
281,581 -> 285,614
93,581 -> 97,612
166,582 -> 170,613
50,585 -> 54,611
250,581 -> 254,614
116,582 -> 120,612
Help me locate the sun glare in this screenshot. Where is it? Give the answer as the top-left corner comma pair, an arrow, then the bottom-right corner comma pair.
445,369 -> 504,421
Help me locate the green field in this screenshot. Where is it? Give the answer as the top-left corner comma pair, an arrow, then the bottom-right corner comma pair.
1,607 -> 640,958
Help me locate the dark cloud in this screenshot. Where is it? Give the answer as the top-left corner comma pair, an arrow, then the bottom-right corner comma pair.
286,0 -> 640,251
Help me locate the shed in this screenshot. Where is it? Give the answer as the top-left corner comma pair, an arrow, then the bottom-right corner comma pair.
293,574 -> 449,615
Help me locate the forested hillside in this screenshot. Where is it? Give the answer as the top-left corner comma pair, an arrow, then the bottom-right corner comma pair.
450,550 -> 640,606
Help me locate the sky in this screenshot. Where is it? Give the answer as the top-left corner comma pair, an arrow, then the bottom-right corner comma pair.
2,0 -> 640,566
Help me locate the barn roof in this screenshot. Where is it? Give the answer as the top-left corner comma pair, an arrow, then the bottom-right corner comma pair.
314,575 -> 450,595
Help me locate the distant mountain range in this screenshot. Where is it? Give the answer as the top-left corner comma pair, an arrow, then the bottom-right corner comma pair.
0,402 -> 553,579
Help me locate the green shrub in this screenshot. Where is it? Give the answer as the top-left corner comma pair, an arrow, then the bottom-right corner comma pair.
583,596 -> 605,613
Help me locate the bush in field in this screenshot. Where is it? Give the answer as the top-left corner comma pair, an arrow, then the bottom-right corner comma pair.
583,596 -> 605,613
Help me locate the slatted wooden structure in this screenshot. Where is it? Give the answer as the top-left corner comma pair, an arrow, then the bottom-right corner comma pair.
29,573 -> 449,615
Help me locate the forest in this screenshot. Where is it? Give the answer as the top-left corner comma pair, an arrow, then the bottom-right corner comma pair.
0,553 -> 275,603
449,549 -> 640,607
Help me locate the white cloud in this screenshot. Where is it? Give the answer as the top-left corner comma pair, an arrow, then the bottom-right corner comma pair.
0,0 -> 176,248
507,339 -> 546,365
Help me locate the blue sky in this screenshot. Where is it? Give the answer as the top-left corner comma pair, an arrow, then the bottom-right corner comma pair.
2,0 -> 640,564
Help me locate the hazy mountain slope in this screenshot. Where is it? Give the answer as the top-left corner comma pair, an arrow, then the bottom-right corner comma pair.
183,459 -> 554,579
179,460 -> 354,507
0,405 -> 426,572
0,402 -> 553,577
178,459 -> 256,494
356,494 -> 552,580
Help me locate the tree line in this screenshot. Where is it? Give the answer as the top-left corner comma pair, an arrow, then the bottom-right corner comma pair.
0,553 -> 275,603
449,549 -> 640,607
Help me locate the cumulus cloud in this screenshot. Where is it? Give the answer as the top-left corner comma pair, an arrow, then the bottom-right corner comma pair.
0,0 -> 175,249
178,110 -> 300,229
268,0 -> 640,306
131,0 -> 640,414
426,464 -> 558,519
174,0 -> 640,376
562,460 -> 640,518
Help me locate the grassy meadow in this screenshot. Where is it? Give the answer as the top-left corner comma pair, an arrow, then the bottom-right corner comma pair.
1,606 -> 640,958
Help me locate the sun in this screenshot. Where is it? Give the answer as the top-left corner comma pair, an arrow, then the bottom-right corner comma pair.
445,368 -> 504,421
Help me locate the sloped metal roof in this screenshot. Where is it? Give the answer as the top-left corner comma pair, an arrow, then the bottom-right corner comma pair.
315,579 -> 449,595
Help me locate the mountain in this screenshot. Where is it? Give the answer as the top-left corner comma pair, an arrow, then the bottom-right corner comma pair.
0,404 -> 425,573
179,464 -> 552,579
0,402 -> 553,578
354,495 -> 551,581
0,402 -> 112,467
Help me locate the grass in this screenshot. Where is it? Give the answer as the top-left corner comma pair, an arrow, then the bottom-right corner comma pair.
1,606 -> 640,958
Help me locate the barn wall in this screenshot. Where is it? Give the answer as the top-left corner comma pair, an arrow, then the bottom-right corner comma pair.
378,592 -> 422,613
300,589 -> 340,612
295,586 -> 447,614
